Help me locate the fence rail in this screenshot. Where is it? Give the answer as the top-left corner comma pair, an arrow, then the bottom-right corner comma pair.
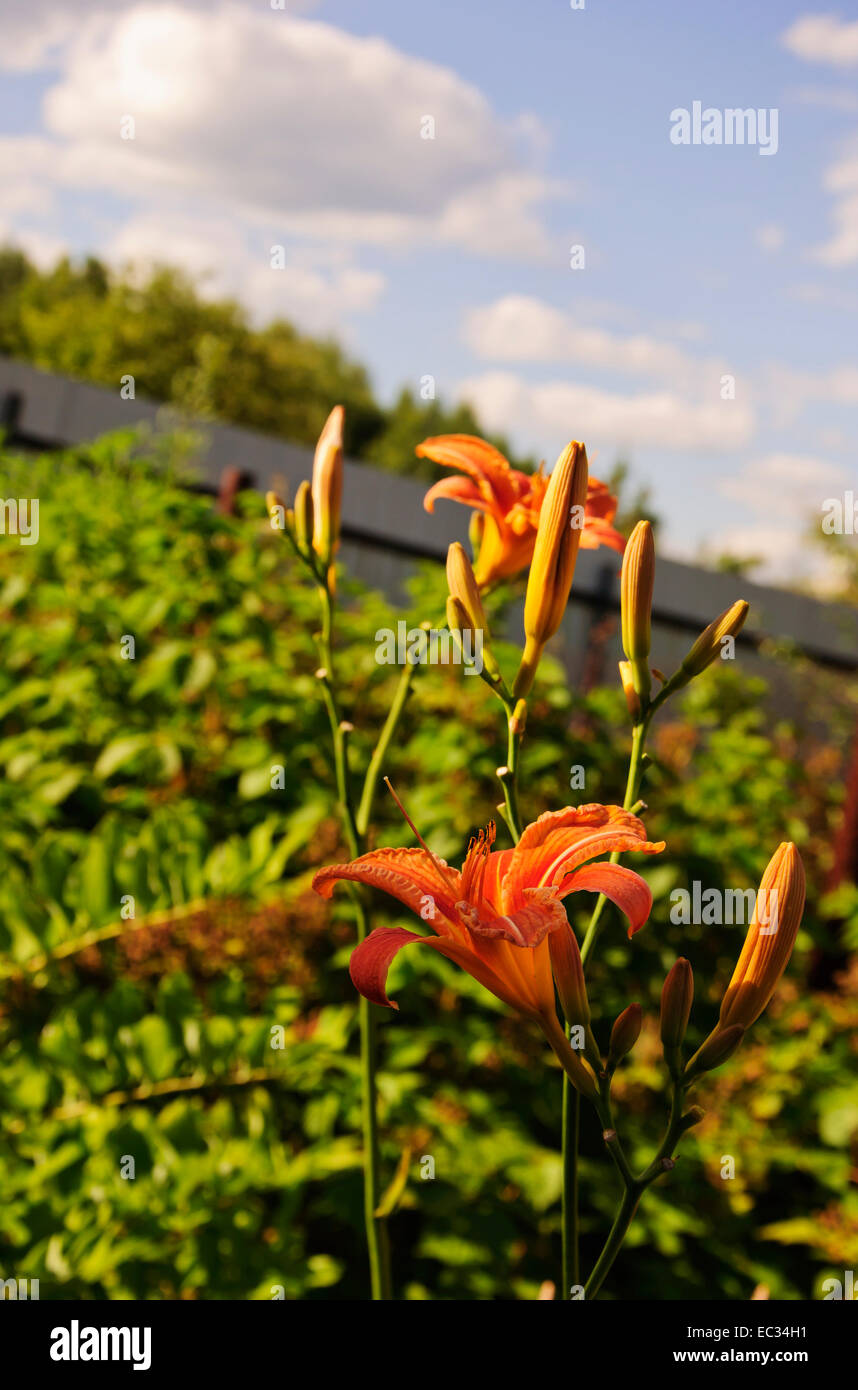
1,354 -> 856,680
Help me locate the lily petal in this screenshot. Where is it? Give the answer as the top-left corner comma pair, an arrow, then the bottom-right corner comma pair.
417,434 -> 518,510
560,862 -> 655,937
312,847 -> 463,935
424,476 -> 497,517
506,805 -> 664,899
349,925 -> 533,1013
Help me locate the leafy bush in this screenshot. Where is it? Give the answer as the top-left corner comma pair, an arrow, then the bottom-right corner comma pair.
0,432 -> 854,1299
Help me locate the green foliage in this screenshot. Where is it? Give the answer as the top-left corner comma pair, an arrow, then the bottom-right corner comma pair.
0,249 -> 523,477
0,431 -> 854,1300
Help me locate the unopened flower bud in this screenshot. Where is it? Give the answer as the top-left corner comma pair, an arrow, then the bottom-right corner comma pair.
608,1003 -> 642,1069
719,843 -> 805,1031
514,442 -> 589,697
293,480 -> 314,555
265,490 -> 289,534
685,1023 -> 745,1079
447,542 -> 488,633
680,600 -> 749,681
679,1105 -> 705,1133
446,542 -> 503,682
660,958 -> 694,1051
620,520 -> 655,703
311,405 -> 344,564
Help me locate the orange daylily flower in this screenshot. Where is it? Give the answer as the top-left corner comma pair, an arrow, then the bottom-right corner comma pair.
313,804 -> 664,1025
419,434 -> 625,587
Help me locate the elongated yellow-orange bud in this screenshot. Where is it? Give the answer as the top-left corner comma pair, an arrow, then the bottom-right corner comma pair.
293,480 -> 314,555
718,843 -> 805,1031
685,1024 -> 745,1078
446,594 -> 470,641
311,405 -> 344,564
618,660 -> 641,722
446,544 -> 502,683
686,844 -> 805,1080
514,441 -> 589,696
660,957 -> 693,1077
660,958 -> 694,1050
265,489 -> 288,531
548,924 -> 589,1028
447,542 -> 488,634
608,1003 -> 642,1069
620,519 -> 655,704
680,599 -> 749,681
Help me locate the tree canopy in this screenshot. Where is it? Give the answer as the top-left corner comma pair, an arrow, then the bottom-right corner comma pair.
0,248 -> 523,479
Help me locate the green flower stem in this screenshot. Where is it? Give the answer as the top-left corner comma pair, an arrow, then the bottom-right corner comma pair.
561,711 -> 653,1299
582,1182 -> 642,1300
315,578 -> 394,1301
356,659 -> 416,838
496,699 -> 524,843
584,1078 -> 688,1300
561,1084 -> 580,1296
580,715 -> 651,967
354,891 -> 393,1302
317,587 -> 360,855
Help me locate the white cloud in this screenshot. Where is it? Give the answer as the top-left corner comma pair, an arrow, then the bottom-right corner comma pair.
106,212 -> 386,332
718,451 -> 849,515
784,22 -> 858,267
766,360 -> 858,421
804,136 -> 858,264
790,84 -> 858,112
782,14 -> 858,68
21,2 -> 562,259
755,223 -> 785,252
0,0 -> 320,71
462,295 -> 729,392
708,452 -> 852,585
455,371 -> 754,453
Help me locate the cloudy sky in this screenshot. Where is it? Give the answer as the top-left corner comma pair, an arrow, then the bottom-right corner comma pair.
1,0 -> 857,583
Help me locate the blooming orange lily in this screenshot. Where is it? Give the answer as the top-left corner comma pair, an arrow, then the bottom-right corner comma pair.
419,434 -> 625,587
313,803 -> 663,1026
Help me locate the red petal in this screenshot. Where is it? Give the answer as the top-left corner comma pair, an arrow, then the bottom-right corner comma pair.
349,925 -> 531,1013
423,476 -> 496,516
416,434 -> 518,509
313,847 -> 462,935
561,862 -> 654,937
506,805 -> 663,899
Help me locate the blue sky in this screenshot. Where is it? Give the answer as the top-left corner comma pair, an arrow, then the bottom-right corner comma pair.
1,0 -> 857,584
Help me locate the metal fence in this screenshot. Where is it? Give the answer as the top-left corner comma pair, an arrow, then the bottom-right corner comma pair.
1,354 -> 856,699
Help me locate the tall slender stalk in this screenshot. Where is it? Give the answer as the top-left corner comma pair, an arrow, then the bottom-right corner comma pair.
584,1078 -> 688,1299
561,1084 -> 580,1293
561,711 -> 652,1297
497,697 -> 524,843
315,582 -> 414,1301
